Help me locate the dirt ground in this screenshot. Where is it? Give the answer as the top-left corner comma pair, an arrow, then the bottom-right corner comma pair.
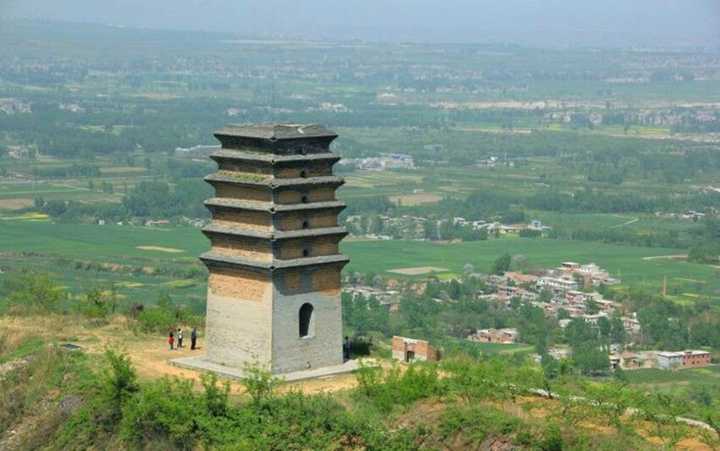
388,266 -> 449,275
0,198 -> 34,210
135,245 -> 185,253
388,193 -> 442,206
0,315 -> 359,395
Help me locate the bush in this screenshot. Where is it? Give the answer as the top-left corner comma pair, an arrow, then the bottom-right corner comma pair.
439,405 -> 521,445
100,350 -> 139,423
135,307 -> 176,333
120,377 -> 201,449
2,272 -> 65,314
240,362 -> 280,405
355,362 -> 443,413
201,372 -> 229,417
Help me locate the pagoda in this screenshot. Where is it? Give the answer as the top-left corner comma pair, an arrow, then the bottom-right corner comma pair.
197,124 -> 349,375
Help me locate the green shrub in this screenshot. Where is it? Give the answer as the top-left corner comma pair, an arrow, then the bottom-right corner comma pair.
3,272 -> 65,314
100,350 -> 139,423
201,372 -> 229,417
135,307 -> 176,333
354,362 -> 443,413
240,362 -> 281,406
443,357 -> 543,402
439,405 -> 521,445
120,377 -> 201,449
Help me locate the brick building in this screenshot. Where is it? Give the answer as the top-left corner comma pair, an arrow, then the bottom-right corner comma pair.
392,336 -> 440,362
657,350 -> 712,370
467,328 -> 519,344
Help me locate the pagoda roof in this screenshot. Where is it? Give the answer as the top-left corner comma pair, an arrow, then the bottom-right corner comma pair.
200,251 -> 349,272
202,224 -> 348,241
210,149 -> 340,164
214,124 -> 337,141
204,198 -> 346,213
205,173 -> 344,189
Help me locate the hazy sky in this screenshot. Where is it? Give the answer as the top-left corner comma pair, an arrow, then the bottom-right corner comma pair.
2,0 -> 719,47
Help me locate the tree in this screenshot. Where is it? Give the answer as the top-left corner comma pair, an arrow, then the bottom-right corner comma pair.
100,350 -> 139,424
597,316 -> 611,351
609,315 -> 626,346
241,363 -> 280,405
4,272 -> 64,313
491,253 -> 512,275
463,263 -> 475,275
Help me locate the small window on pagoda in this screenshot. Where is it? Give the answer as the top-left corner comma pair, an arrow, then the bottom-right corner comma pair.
299,303 -> 314,338
300,170 -> 308,178
302,220 -> 310,229
302,248 -> 310,257
301,195 -> 309,203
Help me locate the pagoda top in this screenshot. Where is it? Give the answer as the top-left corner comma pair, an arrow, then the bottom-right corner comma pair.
215,124 -> 337,142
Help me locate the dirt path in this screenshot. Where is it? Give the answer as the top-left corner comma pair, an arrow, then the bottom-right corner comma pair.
0,315 -> 359,395
610,217 -> 639,228
642,254 -> 688,261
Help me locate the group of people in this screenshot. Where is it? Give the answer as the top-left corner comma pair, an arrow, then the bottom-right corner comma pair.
168,327 -> 198,351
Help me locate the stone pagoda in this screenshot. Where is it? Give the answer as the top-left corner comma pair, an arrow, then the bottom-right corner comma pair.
178,124 -> 350,377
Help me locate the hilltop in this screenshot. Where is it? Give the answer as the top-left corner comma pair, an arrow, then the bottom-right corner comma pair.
1,314 -> 718,450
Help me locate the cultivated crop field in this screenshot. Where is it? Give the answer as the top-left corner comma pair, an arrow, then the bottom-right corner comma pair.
343,238 -> 720,301
1,218 -> 717,304
623,366 -> 720,392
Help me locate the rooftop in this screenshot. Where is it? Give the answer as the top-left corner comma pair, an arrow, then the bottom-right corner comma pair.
200,251 -> 349,272
214,123 -> 338,141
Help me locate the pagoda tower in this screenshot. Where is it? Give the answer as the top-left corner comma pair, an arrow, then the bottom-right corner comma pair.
199,124 -> 349,375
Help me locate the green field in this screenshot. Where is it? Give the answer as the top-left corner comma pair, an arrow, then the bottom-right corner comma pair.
624,365 -> 720,390
1,219 -> 717,304
343,239 -> 718,299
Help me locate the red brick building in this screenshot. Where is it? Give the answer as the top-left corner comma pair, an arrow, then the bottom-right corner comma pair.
392,336 -> 440,362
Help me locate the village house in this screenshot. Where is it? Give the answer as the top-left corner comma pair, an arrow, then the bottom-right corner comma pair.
657,350 -> 712,370
467,328 -> 519,344
536,275 -> 579,293
391,336 -> 440,363
505,271 -> 539,286
557,261 -> 620,286
621,315 -> 642,335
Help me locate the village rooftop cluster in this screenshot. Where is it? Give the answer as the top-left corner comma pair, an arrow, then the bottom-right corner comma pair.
345,260 -> 712,371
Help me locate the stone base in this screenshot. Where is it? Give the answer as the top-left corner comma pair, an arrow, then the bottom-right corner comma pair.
170,355 -> 361,382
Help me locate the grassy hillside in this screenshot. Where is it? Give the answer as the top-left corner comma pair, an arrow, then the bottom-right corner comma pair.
0,315 -> 718,450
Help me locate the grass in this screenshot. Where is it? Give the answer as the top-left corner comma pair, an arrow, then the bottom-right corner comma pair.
0,336 -> 44,364
343,238 -> 720,298
462,341 -> 535,355
623,366 -> 720,388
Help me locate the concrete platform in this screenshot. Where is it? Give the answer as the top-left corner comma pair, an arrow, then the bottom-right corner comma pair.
170,355 -> 361,382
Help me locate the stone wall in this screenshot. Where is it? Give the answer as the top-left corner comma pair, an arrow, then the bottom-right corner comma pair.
271,271 -> 343,374
205,270 -> 273,369
276,236 -> 339,259
276,210 -> 338,231
215,183 -> 271,202
275,187 -> 336,204
276,162 -> 332,178
212,209 -> 271,232
210,235 -> 273,262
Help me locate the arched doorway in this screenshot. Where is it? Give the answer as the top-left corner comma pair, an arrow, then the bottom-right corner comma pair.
299,303 -> 314,338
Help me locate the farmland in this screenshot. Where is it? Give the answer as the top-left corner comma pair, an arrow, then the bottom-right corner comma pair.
1,217 -> 716,305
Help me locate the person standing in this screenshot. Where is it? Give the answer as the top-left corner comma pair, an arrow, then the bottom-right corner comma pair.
177,328 -> 183,348
343,336 -> 351,361
168,331 -> 175,351
191,327 -> 198,350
